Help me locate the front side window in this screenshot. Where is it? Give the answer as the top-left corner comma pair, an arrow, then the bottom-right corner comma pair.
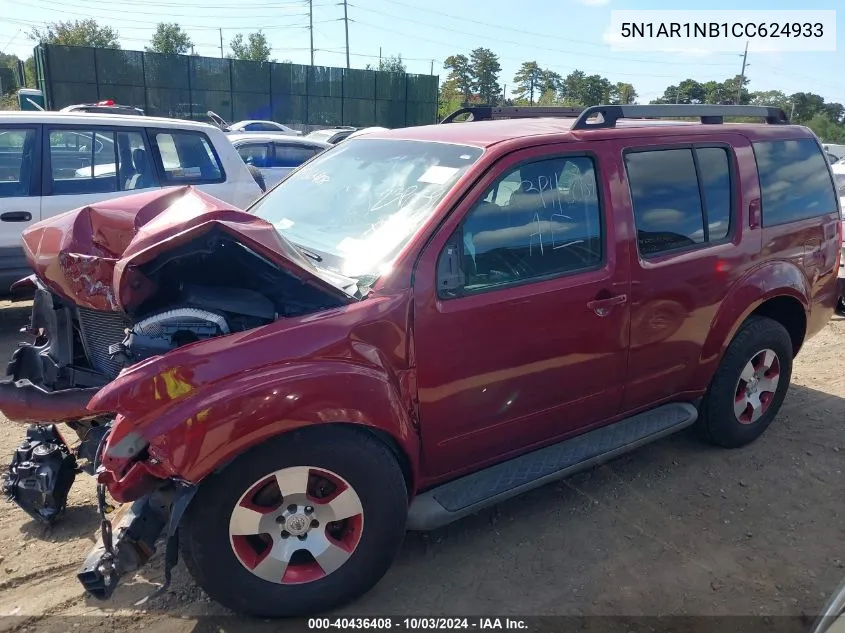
439,155 -> 603,296
0,128 -> 36,198
154,131 -> 223,184
250,138 -> 483,284
625,146 -> 733,257
753,139 -> 838,226
48,128 -> 117,195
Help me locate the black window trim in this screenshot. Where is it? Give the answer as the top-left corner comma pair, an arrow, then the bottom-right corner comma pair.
41,123 -> 160,196
623,141 -> 737,261
0,123 -> 42,198
147,127 -> 227,186
437,149 -> 607,300
751,136 -> 841,229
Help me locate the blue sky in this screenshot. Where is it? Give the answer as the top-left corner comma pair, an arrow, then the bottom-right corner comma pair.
2,0 -> 842,105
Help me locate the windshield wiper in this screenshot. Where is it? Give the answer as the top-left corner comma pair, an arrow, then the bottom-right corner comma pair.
295,245 -> 323,262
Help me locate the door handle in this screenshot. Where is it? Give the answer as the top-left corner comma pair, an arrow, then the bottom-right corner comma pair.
587,294 -> 627,317
1,212 -> 32,222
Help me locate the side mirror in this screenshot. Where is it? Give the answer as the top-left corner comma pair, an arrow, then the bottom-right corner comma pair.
436,234 -> 465,297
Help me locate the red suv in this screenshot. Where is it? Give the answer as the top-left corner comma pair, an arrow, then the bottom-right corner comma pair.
0,104 -> 841,617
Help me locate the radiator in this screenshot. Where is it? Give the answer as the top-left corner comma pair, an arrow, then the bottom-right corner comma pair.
77,308 -> 132,379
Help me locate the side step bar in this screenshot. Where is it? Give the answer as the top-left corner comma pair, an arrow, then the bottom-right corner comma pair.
407,402 -> 698,531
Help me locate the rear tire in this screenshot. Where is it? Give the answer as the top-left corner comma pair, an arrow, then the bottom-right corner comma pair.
180,426 -> 408,617
699,316 -> 793,448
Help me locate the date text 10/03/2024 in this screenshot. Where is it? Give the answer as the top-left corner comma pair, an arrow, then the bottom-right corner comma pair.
307,618 -> 529,630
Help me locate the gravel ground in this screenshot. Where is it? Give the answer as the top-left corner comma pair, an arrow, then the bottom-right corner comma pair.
0,299 -> 843,631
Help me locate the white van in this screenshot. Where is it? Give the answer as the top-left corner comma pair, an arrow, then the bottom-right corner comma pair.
0,112 -> 263,292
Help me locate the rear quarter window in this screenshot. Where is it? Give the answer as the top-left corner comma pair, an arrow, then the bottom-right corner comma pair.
753,139 -> 838,226
153,130 -> 224,184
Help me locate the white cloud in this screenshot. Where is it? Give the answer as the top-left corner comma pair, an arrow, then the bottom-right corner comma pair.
575,0 -> 610,5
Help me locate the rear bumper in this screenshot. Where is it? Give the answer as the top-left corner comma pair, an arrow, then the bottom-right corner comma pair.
0,246 -> 32,296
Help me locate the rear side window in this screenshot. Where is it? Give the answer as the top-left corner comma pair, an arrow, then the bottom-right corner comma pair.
271,143 -> 322,168
154,131 -> 223,184
625,146 -> 733,257
753,139 -> 838,226
0,128 -> 36,198
48,129 -> 117,195
237,143 -> 270,168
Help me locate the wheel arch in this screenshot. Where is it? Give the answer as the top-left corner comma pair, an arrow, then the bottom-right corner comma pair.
695,262 -> 809,388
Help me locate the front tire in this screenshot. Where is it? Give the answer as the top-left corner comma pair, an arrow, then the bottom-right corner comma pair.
699,316 -> 793,448
180,426 -> 408,617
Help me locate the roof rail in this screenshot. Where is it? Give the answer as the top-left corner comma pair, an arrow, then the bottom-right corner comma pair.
571,104 -> 790,130
440,106 -> 584,124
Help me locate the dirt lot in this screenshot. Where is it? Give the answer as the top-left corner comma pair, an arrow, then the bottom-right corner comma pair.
0,298 -> 843,631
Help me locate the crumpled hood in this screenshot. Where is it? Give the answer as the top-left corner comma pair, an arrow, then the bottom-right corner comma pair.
21,186 -> 353,313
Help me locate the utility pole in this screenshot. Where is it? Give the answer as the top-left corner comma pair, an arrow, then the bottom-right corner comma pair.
342,0 -> 350,69
219,28 -> 224,58
379,46 -> 382,69
736,40 -> 748,105
430,59 -> 434,75
309,0 -> 314,66
675,86 -> 680,104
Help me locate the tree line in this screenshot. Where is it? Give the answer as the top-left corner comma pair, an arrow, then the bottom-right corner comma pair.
438,48 -> 845,143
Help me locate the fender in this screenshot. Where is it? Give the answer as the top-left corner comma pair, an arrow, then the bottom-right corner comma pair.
693,259 -> 809,388
98,359 -> 420,490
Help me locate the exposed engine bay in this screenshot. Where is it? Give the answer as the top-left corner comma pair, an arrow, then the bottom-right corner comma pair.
2,228 -> 349,524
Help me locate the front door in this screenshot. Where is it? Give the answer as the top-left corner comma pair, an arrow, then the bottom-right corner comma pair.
413,143 -> 631,480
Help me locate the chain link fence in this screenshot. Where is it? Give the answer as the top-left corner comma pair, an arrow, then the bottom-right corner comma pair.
34,45 -> 438,128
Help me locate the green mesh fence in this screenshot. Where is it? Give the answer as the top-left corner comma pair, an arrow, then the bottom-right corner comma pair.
37,45 -> 438,127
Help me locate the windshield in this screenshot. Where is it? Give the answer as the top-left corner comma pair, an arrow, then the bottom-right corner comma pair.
251,138 -> 483,281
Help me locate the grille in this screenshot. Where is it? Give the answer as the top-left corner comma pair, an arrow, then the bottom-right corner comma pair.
77,308 -> 132,379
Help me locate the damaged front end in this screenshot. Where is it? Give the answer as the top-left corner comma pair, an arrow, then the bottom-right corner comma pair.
78,480 -> 196,600
0,186 -> 357,598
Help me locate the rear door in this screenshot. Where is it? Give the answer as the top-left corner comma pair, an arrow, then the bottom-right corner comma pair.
610,134 -> 753,412
0,124 -> 41,287
41,125 -> 159,220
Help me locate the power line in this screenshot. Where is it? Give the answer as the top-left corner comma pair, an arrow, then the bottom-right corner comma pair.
350,3 -> 736,68
351,19 -> 683,79
15,0 -> 311,22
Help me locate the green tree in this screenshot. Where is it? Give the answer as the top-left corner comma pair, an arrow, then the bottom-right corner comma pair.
786,92 -> 825,123
610,82 -> 637,104
560,71 -> 611,106
443,54 -> 473,104
805,113 -> 845,143
379,54 -> 406,73
230,31 -> 272,62
147,23 -> 193,55
749,89 -> 790,110
29,19 -> 120,48
437,78 -> 464,119
652,78 -> 705,104
539,70 -> 562,97
513,61 -> 542,105
823,102 -> 844,124
470,47 -> 501,105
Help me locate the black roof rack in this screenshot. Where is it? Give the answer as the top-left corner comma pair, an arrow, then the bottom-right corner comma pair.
440,106 -> 584,124
439,104 -> 791,128
570,104 -> 790,130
